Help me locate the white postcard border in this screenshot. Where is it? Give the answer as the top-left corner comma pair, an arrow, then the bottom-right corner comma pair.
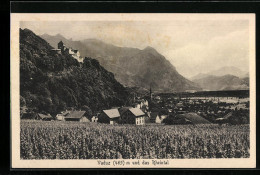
11,13 -> 256,168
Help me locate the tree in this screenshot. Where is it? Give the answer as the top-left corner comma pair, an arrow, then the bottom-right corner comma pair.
82,105 -> 92,117
20,96 -> 26,107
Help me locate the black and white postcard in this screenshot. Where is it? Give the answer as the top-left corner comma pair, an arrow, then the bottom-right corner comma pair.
11,13 -> 256,168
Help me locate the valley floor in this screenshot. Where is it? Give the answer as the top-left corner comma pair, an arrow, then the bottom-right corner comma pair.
20,120 -> 250,159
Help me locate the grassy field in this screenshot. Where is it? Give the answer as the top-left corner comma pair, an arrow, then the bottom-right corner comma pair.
20,120 -> 250,159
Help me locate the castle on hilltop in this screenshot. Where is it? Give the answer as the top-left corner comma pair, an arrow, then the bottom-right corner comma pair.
54,41 -> 84,62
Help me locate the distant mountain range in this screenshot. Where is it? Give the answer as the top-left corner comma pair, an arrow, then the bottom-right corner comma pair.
192,74 -> 249,91
41,33 -> 201,92
209,66 -> 247,78
190,66 -> 249,91
191,66 -> 248,81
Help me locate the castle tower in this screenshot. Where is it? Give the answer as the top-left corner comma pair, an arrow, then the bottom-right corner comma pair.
58,41 -> 65,52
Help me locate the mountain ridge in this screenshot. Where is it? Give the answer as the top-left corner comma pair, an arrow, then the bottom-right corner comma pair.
191,66 -> 248,80
192,74 -> 249,91
41,33 -> 200,92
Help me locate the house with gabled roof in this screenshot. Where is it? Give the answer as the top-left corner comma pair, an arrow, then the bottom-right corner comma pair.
57,110 -> 89,122
98,108 -> 121,124
120,107 -> 146,125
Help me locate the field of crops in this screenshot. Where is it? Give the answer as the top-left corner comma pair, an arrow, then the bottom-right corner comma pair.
20,120 -> 250,159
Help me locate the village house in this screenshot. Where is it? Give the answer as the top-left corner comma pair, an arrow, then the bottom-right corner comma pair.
56,110 -> 89,122
120,107 -> 146,125
98,109 -> 121,124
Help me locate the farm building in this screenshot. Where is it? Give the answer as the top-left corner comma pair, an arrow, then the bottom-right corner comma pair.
176,112 -> 211,124
37,113 -> 53,121
98,109 -> 120,124
56,111 -> 70,121
120,107 -> 146,125
63,111 -> 89,122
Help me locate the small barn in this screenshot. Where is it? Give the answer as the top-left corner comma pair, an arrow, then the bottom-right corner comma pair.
63,111 -> 89,122
37,113 -> 53,121
119,107 -> 132,115
98,109 -> 120,124
120,107 -> 146,125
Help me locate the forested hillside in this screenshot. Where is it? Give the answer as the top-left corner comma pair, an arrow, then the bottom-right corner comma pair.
41,34 -> 201,92
20,28 -> 130,116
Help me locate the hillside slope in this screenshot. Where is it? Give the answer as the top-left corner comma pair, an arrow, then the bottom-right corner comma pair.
20,29 -> 130,115
41,34 -> 201,92
178,113 -> 211,124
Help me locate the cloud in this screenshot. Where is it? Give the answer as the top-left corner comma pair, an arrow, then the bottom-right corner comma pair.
165,29 -> 249,78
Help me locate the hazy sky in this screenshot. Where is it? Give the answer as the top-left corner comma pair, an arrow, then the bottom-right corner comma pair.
21,19 -> 250,78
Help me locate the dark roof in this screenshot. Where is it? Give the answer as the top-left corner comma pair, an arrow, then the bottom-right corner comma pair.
150,112 -> 159,119
38,113 -> 52,119
119,107 -> 132,115
64,111 -> 86,119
